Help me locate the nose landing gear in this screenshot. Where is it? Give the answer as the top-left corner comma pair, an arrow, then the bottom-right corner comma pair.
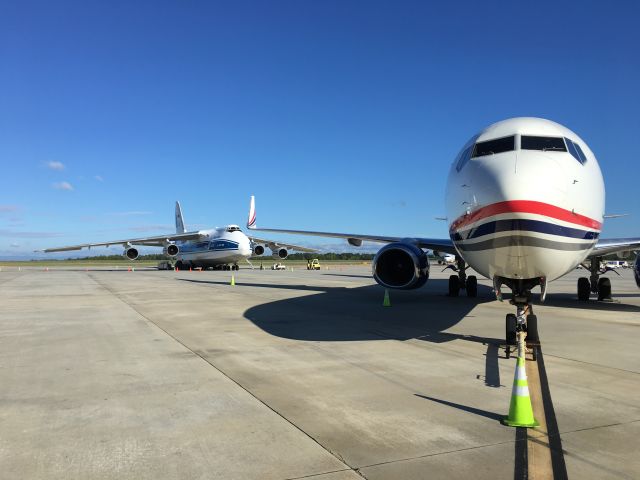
445,257 -> 478,297
504,285 -> 539,360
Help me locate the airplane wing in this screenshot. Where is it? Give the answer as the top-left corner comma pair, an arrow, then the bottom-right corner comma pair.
248,235 -> 317,253
588,238 -> 640,258
42,231 -> 205,252
246,196 -> 457,255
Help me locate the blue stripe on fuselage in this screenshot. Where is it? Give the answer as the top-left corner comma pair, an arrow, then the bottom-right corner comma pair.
450,219 -> 600,242
180,239 -> 239,254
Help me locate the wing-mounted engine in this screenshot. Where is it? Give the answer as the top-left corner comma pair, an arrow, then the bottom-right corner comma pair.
372,241 -> 429,289
271,247 -> 288,259
123,247 -> 139,260
634,255 -> 640,288
164,244 -> 179,257
253,245 -> 265,256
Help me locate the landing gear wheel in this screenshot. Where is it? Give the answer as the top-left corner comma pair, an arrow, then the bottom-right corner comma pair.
597,277 -> 612,301
448,275 -> 460,297
466,275 -> 477,297
577,277 -> 590,301
505,313 -> 517,358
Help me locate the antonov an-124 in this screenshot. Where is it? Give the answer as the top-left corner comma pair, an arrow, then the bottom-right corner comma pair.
43,202 -> 315,270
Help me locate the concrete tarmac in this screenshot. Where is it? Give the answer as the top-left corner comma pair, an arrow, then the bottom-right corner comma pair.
1,264 -> 639,479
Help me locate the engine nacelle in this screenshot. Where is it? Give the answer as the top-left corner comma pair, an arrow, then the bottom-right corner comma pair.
271,247 -> 288,259
372,242 -> 429,289
164,244 -> 179,257
253,245 -> 265,256
634,256 -> 640,288
124,247 -> 139,260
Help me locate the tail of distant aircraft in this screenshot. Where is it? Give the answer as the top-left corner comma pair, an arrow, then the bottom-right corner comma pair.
175,201 -> 186,233
247,195 -> 257,229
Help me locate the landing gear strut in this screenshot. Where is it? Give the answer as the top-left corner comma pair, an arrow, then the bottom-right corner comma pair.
504,282 -> 539,360
577,257 -> 613,301
446,257 -> 478,297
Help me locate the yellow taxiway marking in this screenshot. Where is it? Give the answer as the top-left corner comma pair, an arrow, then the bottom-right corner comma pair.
525,351 -> 554,479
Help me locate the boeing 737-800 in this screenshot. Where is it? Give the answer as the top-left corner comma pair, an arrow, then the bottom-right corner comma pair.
248,117 -> 640,342
43,201 -> 315,270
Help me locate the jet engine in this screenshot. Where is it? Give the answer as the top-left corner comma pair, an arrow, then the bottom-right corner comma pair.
634,255 -> 640,288
372,242 -> 429,289
124,247 -> 139,260
253,245 -> 265,256
164,244 -> 179,257
271,247 -> 288,259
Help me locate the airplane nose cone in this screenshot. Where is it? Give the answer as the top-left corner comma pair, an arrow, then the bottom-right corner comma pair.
470,151 -> 569,208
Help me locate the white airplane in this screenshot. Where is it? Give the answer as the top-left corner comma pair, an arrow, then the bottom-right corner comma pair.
433,251 -> 456,265
248,117 -> 640,342
43,201 -> 315,270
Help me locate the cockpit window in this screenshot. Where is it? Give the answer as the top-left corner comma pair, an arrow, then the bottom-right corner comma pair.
564,137 -> 587,164
455,145 -> 473,172
573,142 -> 587,164
226,225 -> 241,232
472,136 -> 515,157
521,136 -> 567,152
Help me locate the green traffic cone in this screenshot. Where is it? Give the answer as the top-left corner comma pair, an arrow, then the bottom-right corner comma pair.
383,289 -> 391,307
502,356 -> 539,427
230,275 -> 235,286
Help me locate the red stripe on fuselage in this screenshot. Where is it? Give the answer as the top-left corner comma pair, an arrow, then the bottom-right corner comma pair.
449,200 -> 602,233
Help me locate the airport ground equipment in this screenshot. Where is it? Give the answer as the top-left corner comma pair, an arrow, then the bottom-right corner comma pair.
307,259 -> 321,270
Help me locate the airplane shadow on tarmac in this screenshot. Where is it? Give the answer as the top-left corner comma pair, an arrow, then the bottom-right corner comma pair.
181,278 -> 507,393
180,278 -> 496,344
182,277 -> 507,392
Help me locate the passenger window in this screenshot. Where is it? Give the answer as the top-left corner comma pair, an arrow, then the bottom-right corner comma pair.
521,136 -> 567,151
472,136 -> 515,157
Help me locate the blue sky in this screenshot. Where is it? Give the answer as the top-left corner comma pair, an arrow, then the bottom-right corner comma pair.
1,0 -> 639,258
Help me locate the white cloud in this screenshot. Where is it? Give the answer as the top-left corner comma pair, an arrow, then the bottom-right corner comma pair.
0,229 -> 62,238
46,161 -> 65,171
94,175 -> 104,182
0,205 -> 19,213
53,181 -> 74,191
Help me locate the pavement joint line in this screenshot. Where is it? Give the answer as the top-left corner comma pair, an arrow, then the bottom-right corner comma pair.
282,467 -> 355,480
542,352 -> 640,375
558,418 -> 640,436
0,273 -> 25,286
87,273 -> 367,480
355,437 -> 522,471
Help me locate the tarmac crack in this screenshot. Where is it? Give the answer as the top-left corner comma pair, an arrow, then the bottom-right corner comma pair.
87,273 -> 368,480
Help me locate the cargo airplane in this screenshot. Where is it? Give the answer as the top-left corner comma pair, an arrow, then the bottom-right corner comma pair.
248,117 -> 640,342
43,202 -> 315,270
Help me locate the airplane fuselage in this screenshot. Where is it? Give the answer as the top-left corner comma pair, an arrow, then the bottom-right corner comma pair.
176,227 -> 252,267
445,118 -> 605,282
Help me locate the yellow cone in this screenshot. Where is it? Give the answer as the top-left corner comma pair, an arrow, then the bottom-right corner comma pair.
383,289 -> 391,307
502,356 -> 539,427
230,275 -> 235,286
